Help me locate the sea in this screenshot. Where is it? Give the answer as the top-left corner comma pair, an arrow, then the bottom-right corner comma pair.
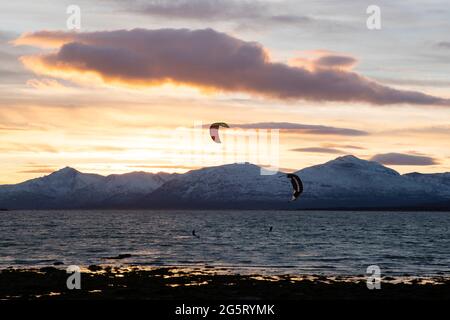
0,210 -> 449,276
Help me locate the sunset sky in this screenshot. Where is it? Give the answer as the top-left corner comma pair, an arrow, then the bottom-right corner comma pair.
1,0 -> 449,184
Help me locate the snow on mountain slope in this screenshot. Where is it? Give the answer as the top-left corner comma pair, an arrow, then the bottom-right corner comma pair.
1,156 -> 449,209
404,172 -> 450,188
76,171 -> 176,207
147,163 -> 293,206
6,167 -> 103,197
297,155 -> 449,207
147,155 -> 450,208
91,171 -> 173,195
0,168 -> 175,209
298,155 -> 403,197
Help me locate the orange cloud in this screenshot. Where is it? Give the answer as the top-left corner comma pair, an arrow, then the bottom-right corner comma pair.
15,28 -> 450,106
13,30 -> 79,48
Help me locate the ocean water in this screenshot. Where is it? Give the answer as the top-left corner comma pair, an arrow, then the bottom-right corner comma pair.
0,210 -> 449,276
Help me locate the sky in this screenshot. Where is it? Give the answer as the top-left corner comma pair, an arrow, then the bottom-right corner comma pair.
0,0 -> 449,184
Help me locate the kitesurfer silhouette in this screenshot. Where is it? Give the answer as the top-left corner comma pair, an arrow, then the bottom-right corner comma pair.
286,173 -> 303,201
209,122 -> 229,143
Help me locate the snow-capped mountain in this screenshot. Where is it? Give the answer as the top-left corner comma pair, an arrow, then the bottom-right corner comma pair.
404,172 -> 450,188
143,155 -> 450,209
296,155 -> 450,208
4,167 -> 103,197
144,163 -> 292,208
0,168 -> 174,209
0,156 -> 449,209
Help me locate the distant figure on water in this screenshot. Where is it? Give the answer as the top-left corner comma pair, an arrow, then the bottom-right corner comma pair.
192,230 -> 200,238
269,226 -> 273,232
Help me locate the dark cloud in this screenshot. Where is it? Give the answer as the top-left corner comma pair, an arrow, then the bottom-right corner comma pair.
437,42 -> 450,49
322,143 -> 365,150
314,55 -> 357,69
16,28 -> 450,106
267,14 -> 313,25
233,122 -> 369,136
370,153 -> 438,166
131,0 -> 312,26
291,147 -> 345,154
137,0 -> 266,20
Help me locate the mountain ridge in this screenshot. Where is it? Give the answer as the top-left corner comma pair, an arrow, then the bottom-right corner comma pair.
0,156 -> 449,210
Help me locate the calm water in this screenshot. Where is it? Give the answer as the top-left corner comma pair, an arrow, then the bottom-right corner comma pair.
0,210 -> 449,276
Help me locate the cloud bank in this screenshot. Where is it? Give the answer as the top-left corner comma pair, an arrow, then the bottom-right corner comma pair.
232,122 -> 368,136
370,153 -> 438,166
291,147 -> 345,154
314,55 -> 357,69
137,0 -> 266,20
15,28 -> 450,106
437,41 -> 450,49
129,0 -> 313,27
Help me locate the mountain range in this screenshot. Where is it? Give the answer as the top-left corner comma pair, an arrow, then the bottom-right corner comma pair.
0,155 -> 449,210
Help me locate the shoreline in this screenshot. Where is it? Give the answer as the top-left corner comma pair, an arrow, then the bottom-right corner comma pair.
1,266 -> 449,300
1,208 -> 450,212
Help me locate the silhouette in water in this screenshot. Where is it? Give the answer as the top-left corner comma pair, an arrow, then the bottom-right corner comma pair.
269,226 -> 273,232
192,230 -> 200,238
